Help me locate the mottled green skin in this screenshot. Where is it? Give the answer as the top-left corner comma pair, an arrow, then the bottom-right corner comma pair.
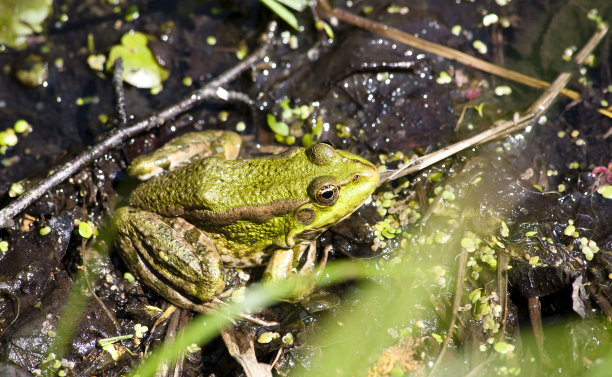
113,131 -> 379,307
129,146 -> 378,259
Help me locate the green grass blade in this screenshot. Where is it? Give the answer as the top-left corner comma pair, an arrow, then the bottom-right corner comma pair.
260,0 -> 301,31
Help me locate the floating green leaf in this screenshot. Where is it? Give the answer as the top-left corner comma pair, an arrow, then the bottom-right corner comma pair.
266,113 -> 290,136
106,31 -> 169,90
597,184 -> 612,199
0,0 -> 53,50
493,341 -> 515,354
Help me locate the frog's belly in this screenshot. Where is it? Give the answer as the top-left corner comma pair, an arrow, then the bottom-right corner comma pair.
220,251 -> 267,268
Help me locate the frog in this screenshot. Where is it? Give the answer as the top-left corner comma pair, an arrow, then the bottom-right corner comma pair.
112,130 -> 379,311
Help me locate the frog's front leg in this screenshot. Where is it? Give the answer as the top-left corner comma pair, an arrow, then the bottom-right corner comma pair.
262,243 -> 329,301
113,207 -> 226,309
127,130 -> 242,180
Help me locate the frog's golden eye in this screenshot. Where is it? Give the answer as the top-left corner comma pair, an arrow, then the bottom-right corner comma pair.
308,176 -> 339,206
306,143 -> 336,165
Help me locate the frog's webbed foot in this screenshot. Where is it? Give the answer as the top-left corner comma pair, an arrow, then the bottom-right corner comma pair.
262,242 -> 330,301
297,242 -> 330,278
113,207 -> 226,308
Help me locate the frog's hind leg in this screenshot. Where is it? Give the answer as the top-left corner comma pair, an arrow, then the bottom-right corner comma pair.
113,206 -> 225,309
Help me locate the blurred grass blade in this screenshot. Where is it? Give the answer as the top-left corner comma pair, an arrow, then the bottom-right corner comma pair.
129,259 -> 372,376
273,0 -> 309,11
260,0 -> 301,30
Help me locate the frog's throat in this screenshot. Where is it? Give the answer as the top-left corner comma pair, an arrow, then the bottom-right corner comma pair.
177,199 -> 309,226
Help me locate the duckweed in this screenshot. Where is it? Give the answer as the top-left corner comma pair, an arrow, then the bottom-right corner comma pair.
597,184 -> 612,198
257,331 -> 279,344
186,343 -> 201,353
469,289 -> 482,303
8,182 -> 24,197
500,221 -> 509,237
0,129 -> 18,148
134,323 -> 148,338
482,13 -> 499,27
436,71 -> 452,85
13,119 -> 32,133
579,237 -> 599,261
282,333 -> 294,345
106,31 -> 170,90
564,221 -> 577,237
493,342 -> 515,354
77,221 -> 98,239
473,40 -> 488,54
206,36 -> 217,45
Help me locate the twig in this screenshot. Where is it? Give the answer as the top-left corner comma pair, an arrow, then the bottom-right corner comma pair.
221,328 -> 273,377
379,113 -> 534,183
317,0 -> 582,101
0,45 -> 269,229
154,309 -> 180,377
428,248 -> 468,376
528,297 -> 545,351
380,22 -> 608,183
112,57 -> 128,128
80,237 -> 121,333
497,253 -> 509,339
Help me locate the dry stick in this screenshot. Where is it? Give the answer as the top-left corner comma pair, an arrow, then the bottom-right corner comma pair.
497,254 -> 509,340
429,248 -> 468,376
0,45 -> 269,229
318,1 -> 612,121
318,0 -> 584,101
112,57 -> 128,128
381,23 -> 608,183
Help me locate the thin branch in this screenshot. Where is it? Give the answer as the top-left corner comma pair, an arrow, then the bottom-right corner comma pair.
112,57 -> 128,128
380,22 -> 608,183
318,0 -> 580,100
429,247 -> 468,376
497,253 -> 509,340
0,45 -> 269,229
318,0 -> 612,120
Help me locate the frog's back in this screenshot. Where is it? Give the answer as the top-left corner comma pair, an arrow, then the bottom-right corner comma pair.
129,148 -> 310,218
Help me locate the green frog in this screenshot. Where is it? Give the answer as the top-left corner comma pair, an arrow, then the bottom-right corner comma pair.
112,130 -> 379,311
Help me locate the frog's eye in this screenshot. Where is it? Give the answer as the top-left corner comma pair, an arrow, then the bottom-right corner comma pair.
306,143 -> 336,165
308,176 -> 340,206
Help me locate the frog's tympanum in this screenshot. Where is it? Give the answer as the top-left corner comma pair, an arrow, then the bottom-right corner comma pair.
113,130 -> 379,310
